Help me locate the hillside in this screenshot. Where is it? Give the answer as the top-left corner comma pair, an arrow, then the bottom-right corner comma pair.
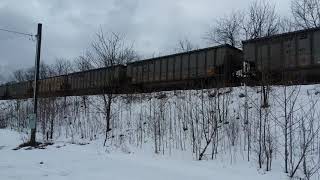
1,84 -> 320,179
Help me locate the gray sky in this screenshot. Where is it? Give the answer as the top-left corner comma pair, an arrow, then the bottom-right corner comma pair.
0,0 -> 291,76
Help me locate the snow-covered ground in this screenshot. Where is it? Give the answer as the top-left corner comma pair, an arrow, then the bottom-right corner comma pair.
0,129 -> 287,180
3,84 -> 320,179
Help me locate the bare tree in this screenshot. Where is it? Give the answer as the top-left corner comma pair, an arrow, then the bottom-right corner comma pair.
92,30 -> 137,68
90,30 -> 137,146
279,17 -> 297,33
175,37 -> 197,53
75,54 -> 93,113
243,0 -> 280,39
291,0 -> 320,29
288,101 -> 320,179
204,0 -> 280,49
205,11 -> 244,48
75,51 -> 95,72
53,58 -> 73,75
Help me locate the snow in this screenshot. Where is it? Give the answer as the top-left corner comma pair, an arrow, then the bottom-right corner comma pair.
3,84 -> 320,179
0,129 -> 287,180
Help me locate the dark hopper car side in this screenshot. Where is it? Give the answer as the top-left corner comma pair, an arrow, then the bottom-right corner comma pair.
0,81 -> 33,99
36,65 -> 127,97
66,65 -> 126,96
243,27 -> 320,83
0,65 -> 127,100
0,85 -> 5,98
126,44 -> 243,91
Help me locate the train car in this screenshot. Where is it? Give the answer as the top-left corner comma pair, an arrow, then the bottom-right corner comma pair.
0,84 -> 6,99
126,44 -> 243,92
243,27 -> 320,83
30,64 -> 127,98
38,75 -> 67,97
5,81 -> 32,99
0,81 -> 35,100
66,65 -> 127,96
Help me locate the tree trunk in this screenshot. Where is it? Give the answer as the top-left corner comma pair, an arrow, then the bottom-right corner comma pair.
103,94 -> 112,146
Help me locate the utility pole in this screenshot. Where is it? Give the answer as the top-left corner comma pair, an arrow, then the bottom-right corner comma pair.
30,23 -> 42,145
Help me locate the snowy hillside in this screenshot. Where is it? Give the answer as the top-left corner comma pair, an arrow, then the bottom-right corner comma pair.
0,129 -> 286,180
1,84 -> 320,180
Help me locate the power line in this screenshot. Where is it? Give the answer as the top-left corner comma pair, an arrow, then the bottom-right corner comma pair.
0,27 -> 35,37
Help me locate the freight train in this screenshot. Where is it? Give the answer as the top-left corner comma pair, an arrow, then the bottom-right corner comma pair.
1,27 -> 320,100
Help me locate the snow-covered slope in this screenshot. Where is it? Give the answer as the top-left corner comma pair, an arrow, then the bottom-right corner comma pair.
2,84 -> 320,179
0,129 -> 286,180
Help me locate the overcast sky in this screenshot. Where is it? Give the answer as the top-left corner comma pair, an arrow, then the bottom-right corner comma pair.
0,0 -> 291,76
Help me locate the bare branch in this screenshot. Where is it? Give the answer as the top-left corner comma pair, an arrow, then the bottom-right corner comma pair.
243,0 -> 280,39
291,0 -> 320,29
204,11 -> 243,48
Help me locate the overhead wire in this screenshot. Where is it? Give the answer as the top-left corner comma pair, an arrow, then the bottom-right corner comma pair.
0,27 -> 36,41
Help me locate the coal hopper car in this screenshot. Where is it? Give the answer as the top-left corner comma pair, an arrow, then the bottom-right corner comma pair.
243,27 -> 320,84
126,44 -> 243,92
